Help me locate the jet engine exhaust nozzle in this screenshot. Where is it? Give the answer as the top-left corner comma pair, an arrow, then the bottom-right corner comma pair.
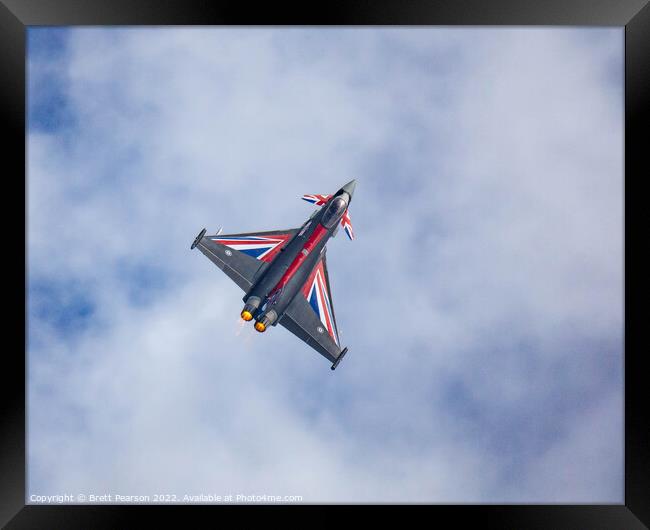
254,309 -> 278,333
241,297 -> 262,321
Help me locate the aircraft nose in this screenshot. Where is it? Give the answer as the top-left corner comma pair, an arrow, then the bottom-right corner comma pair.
340,179 -> 356,198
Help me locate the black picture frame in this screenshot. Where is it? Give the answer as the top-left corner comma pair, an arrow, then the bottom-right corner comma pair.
2,1 -> 647,527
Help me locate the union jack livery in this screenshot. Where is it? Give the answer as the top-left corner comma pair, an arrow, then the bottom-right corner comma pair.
192,180 -> 356,370
302,193 -> 355,240
302,257 -> 339,346
301,194 -> 331,206
210,233 -> 292,262
341,210 -> 354,240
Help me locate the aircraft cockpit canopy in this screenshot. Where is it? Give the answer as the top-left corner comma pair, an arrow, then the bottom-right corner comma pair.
321,196 -> 347,228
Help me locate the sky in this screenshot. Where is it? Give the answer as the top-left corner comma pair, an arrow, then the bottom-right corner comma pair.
27,27 -> 623,503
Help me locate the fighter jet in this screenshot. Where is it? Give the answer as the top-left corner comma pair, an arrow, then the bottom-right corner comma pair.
191,180 -> 356,370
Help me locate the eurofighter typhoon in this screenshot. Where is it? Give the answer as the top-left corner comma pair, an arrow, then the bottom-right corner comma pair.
191,180 -> 356,370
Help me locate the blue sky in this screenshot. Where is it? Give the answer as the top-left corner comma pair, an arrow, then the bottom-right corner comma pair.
28,27 -> 623,503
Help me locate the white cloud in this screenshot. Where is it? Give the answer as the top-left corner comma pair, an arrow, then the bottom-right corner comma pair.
28,28 -> 623,502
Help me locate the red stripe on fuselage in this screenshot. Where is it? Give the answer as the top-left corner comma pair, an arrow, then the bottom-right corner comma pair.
271,224 -> 328,295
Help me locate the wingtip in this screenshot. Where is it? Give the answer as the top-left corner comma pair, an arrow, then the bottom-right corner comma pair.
191,228 -> 207,249
331,347 -> 349,370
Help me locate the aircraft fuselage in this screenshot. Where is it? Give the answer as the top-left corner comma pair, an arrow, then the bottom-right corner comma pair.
241,181 -> 355,332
